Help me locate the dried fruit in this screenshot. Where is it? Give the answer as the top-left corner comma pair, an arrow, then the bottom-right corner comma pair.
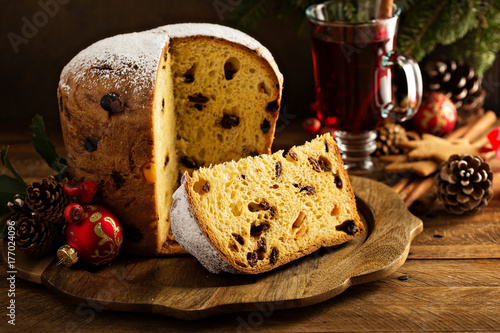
188,93 -> 209,103
248,200 -> 270,212
336,220 -> 358,235
292,211 -> 306,229
308,157 -> 321,172
270,247 -> 279,265
269,207 -> 276,217
266,100 -> 279,113
188,94 -> 207,110
247,251 -> 258,266
111,172 -> 125,190
202,182 -> 210,193
287,149 -> 299,161
232,233 -> 245,245
250,221 -> 270,236
221,114 -> 240,129
261,118 -> 271,134
257,238 -> 267,253
300,186 -> 316,195
84,137 -> 98,152
180,156 -> 198,169
318,157 -> 331,171
275,161 -> 282,177
334,176 -> 343,189
100,93 -> 125,113
259,200 -> 270,210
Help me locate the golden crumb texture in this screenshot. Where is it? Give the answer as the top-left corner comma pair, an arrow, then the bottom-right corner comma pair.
182,134 -> 364,274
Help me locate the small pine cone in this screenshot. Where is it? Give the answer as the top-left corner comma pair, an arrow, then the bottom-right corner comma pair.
375,122 -> 409,156
12,214 -> 56,257
435,154 -> 493,215
7,194 -> 31,216
25,177 -> 70,225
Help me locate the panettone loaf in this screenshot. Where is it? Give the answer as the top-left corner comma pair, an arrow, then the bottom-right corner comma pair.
170,134 -> 364,274
58,23 -> 283,255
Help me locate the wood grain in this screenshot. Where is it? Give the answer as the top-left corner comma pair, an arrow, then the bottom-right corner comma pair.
2,259 -> 499,332
2,176 -> 422,320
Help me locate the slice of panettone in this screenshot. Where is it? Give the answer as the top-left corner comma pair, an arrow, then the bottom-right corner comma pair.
171,134 -> 364,274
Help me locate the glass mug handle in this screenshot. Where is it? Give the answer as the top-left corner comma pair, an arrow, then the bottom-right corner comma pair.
381,52 -> 423,122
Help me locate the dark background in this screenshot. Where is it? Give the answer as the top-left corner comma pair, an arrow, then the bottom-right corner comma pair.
1,0 -> 499,126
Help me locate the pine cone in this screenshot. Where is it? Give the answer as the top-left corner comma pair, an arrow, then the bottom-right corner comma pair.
11,214 -> 56,257
25,177 -> 70,225
375,122 -> 409,156
424,57 -> 485,124
435,154 -> 493,215
7,194 -> 31,216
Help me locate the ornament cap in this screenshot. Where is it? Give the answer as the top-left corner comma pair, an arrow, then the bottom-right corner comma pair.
57,244 -> 79,267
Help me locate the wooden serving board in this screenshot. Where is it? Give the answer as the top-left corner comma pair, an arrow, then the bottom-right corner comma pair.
3,176 -> 422,320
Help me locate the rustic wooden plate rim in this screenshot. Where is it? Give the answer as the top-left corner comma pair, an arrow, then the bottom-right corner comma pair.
2,176 -> 423,320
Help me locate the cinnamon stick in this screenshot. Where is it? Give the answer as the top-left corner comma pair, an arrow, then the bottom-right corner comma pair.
493,172 -> 500,199
404,176 -> 435,208
461,111 -> 497,143
445,119 -> 476,140
398,179 -> 419,201
378,0 -> 393,18
393,176 -> 412,194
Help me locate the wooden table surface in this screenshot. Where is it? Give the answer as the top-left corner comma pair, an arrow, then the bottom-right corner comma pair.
1,120 -> 500,332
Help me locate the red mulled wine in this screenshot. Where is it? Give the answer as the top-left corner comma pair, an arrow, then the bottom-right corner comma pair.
311,35 -> 392,134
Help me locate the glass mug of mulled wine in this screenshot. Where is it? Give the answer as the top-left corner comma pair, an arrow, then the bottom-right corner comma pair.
306,0 -> 422,173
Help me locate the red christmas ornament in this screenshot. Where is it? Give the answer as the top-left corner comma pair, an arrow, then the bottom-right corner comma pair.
411,91 -> 457,136
302,117 -> 321,134
57,205 -> 123,267
319,125 -> 336,138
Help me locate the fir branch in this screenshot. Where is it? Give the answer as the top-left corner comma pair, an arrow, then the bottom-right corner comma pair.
399,0 -> 448,58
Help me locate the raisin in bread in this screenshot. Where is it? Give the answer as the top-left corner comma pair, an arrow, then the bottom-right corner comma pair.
58,23 -> 283,256
170,134 -> 364,274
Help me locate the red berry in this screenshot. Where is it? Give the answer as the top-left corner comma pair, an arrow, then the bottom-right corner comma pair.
64,203 -> 84,223
319,126 -> 336,138
63,179 -> 81,198
302,117 -> 321,134
78,180 -> 98,204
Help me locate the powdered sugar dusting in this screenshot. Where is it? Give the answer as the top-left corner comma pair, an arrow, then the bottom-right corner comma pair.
150,23 -> 283,85
171,183 -> 240,274
59,31 -> 168,95
59,23 -> 282,96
